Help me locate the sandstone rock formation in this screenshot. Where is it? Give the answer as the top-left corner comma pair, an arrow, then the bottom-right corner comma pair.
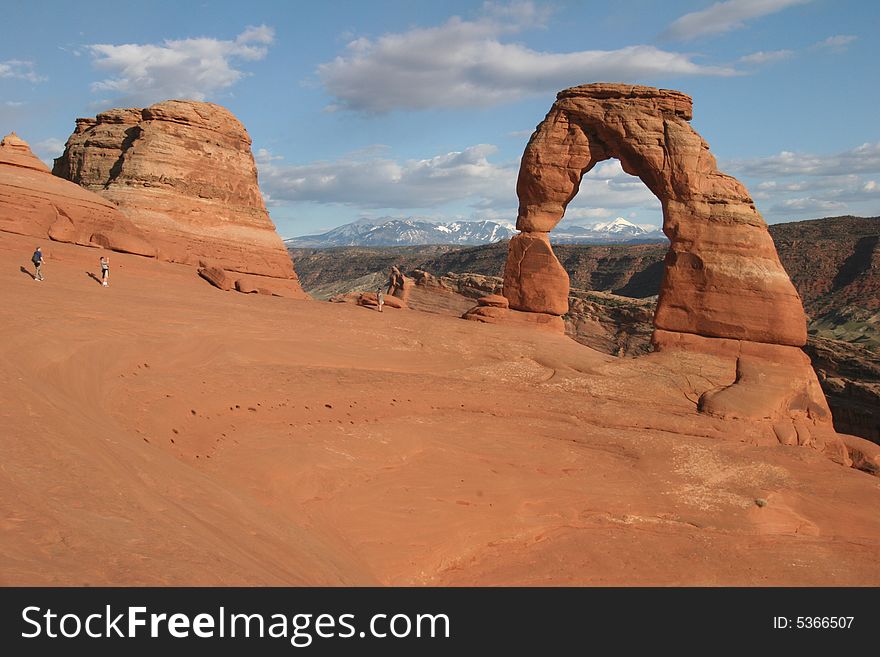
385,266 -> 412,305
508,83 -> 804,343
0,133 -> 155,255
503,232 -> 569,315
475,294 -> 509,309
198,265 -> 234,292
462,299 -> 566,334
356,291 -> 405,310
53,100 -> 306,298
492,83 -> 842,461
293,228 -> 877,447
328,290 -> 405,310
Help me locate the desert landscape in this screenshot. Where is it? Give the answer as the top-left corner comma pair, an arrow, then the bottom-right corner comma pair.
292,215 -> 880,443
3,2 -> 880,596
3,229 -> 880,586
2,76 -> 879,588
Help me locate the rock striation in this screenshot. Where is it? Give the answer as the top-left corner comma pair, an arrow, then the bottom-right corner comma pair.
0,132 -> 155,255
490,83 -> 844,461
54,100 -> 306,298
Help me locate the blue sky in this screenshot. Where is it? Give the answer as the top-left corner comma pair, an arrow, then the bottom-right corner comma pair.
2,0 -> 877,237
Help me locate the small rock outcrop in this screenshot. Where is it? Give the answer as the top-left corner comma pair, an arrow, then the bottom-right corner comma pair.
53,100 -> 306,298
385,266 -> 412,305
0,133 -> 155,255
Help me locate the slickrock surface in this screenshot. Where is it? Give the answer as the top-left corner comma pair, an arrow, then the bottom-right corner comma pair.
0,133 -> 155,255
2,231 -> 879,586
54,100 -> 305,296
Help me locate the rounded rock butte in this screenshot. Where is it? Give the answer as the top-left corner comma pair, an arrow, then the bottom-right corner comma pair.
53,100 -> 307,298
489,83 -> 857,462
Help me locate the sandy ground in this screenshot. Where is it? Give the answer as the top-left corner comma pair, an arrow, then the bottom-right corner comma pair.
2,232 -> 879,586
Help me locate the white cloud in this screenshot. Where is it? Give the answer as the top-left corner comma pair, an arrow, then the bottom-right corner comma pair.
257,144 -> 516,209
87,25 -> 274,106
235,25 -> 275,49
728,142 -> 880,177
254,147 -> 283,162
754,175 -> 864,197
568,159 -> 660,215
770,197 -> 847,213
562,207 -> 615,220
317,3 -> 736,113
663,0 -> 810,41
730,144 -> 880,219
738,49 -> 794,64
813,34 -> 858,51
33,137 -> 67,165
257,146 -> 659,220
0,60 -> 46,83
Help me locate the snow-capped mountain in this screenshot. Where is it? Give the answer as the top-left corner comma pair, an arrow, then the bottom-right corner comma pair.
592,217 -> 656,235
285,217 -> 665,247
551,218 -> 665,244
286,218 -> 517,247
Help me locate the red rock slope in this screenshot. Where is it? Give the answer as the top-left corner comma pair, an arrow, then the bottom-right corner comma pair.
1,231 -> 878,586
0,132 -> 155,255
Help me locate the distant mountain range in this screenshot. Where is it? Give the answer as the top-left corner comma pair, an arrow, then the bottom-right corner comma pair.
551,217 -> 666,244
285,217 -> 666,247
286,218 -> 514,247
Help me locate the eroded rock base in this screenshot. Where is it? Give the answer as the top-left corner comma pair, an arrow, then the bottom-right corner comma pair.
653,329 -> 856,467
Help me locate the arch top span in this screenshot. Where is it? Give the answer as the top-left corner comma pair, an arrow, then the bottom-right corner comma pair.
557,83 -> 693,118
505,82 -> 807,348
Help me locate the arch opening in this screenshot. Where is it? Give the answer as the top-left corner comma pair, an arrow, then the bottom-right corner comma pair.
545,156 -> 665,357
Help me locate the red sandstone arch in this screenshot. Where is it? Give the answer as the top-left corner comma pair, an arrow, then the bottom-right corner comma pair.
474,83 -> 868,462
502,83 -> 807,348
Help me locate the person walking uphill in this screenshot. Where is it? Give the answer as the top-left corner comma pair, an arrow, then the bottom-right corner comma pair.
100,256 -> 110,287
376,287 -> 384,312
31,246 -> 43,281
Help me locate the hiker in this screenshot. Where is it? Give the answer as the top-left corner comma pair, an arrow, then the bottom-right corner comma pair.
100,256 -> 110,287
31,246 -> 43,281
376,287 -> 384,312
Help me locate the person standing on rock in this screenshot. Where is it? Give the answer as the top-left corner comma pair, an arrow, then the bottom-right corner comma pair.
376,287 -> 384,312
100,256 -> 110,287
31,246 -> 44,281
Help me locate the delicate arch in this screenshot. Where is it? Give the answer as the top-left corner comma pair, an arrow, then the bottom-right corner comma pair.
503,83 -> 806,348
